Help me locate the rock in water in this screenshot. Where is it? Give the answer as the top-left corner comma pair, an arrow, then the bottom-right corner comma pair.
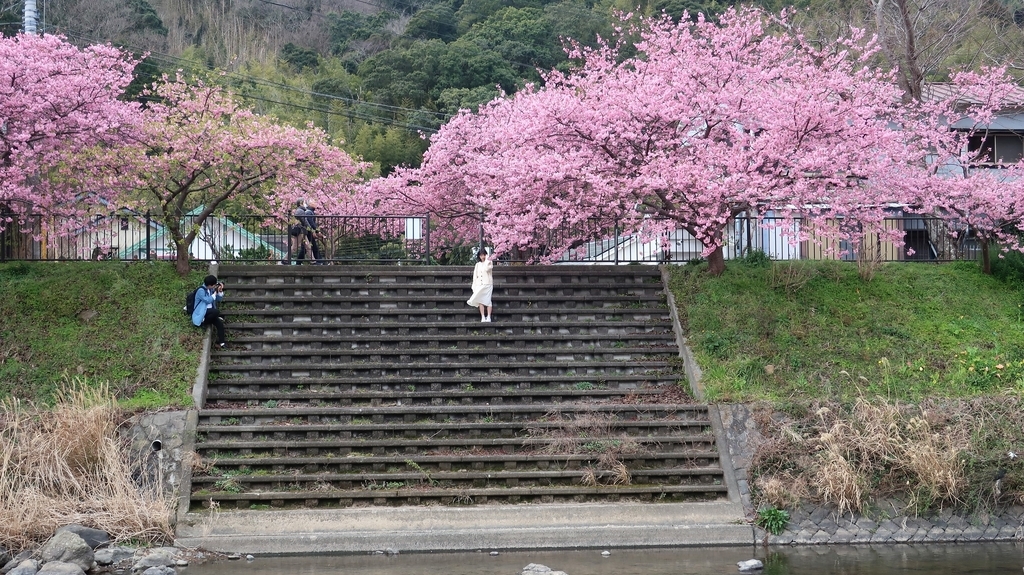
522,564 -> 569,575
737,559 -> 764,571
132,549 -> 177,571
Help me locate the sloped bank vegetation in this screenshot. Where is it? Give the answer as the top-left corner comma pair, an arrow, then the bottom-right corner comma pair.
0,261 -> 200,551
0,261 -> 203,407
0,381 -> 174,552
668,256 -> 1024,519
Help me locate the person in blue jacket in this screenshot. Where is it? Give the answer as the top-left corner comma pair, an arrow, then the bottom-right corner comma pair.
192,274 -> 227,348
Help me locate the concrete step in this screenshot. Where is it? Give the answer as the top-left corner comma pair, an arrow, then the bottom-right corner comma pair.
193,435 -> 715,458
203,386 -> 679,407
197,418 -> 709,442
207,359 -> 677,379
203,373 -> 687,405
192,450 -> 719,475
210,341 -> 679,360
220,308 -> 671,322
191,483 -> 728,509
190,466 -> 725,495
224,294 -> 666,307
224,320 -> 672,336
218,264 -> 664,282
223,331 -> 678,348
196,403 -> 706,423
223,284 -> 667,298
173,502 -> 753,553
205,373 -> 681,389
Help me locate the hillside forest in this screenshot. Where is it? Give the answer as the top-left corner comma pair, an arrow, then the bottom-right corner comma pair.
3,0 -> 1024,176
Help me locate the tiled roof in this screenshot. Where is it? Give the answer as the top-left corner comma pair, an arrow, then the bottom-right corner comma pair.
922,82 -> 1024,108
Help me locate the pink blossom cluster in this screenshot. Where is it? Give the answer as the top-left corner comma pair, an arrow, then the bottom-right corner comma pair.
0,34 -> 139,232
360,7 -> 1024,273
2,34 -> 368,272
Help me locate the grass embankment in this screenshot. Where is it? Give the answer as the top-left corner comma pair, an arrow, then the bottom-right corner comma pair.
668,259 -> 1024,516
0,382 -> 174,551
669,260 -> 1024,402
0,261 -> 203,407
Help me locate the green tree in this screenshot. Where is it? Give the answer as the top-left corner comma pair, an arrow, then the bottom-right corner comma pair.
437,86 -> 505,114
440,38 -> 519,93
351,124 -> 428,176
463,7 -> 562,75
358,39 -> 448,107
280,43 -> 320,72
543,0 -> 614,48
403,4 -> 459,41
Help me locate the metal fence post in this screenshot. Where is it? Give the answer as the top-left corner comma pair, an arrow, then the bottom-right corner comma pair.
146,211 -> 151,260
478,207 -> 485,250
614,220 -> 620,266
424,214 -> 431,265
745,216 -> 752,257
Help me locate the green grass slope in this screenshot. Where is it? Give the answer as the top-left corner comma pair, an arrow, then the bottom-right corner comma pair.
669,260 -> 1024,402
0,262 -> 204,407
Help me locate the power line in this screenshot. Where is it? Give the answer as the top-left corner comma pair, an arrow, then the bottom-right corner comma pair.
61,26 -> 451,120
247,0 -> 546,70
55,27 -> 446,132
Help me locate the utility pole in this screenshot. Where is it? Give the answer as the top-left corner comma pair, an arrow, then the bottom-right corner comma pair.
24,0 -> 37,34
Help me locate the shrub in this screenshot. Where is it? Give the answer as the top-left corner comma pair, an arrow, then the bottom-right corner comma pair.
756,506 -> 790,535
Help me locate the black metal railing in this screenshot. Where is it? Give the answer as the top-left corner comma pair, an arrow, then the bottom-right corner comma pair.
0,212 -> 434,264
0,211 -> 981,265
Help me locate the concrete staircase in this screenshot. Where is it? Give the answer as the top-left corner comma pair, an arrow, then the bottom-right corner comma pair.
187,264 -> 732,515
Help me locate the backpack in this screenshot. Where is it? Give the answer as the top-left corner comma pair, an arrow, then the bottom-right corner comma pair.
184,288 -> 199,316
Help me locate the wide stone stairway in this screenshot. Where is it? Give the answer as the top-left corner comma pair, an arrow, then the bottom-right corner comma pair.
177,264 -> 747,552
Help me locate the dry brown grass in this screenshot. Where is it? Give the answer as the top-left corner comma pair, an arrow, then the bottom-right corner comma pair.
751,398 -> 980,516
0,380 -> 174,552
753,472 -> 808,509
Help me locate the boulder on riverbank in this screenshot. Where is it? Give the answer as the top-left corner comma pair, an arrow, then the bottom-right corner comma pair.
39,532 -> 93,573
1,523 -> 215,575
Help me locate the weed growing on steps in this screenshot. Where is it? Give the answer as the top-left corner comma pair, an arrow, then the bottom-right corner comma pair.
0,379 -> 174,552
527,411 -> 647,486
405,459 -> 437,486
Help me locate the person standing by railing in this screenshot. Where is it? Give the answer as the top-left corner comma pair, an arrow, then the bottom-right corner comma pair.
298,200 -> 324,264
282,200 -> 310,265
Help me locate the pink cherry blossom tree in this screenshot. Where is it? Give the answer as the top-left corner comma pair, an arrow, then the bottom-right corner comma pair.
0,34 -> 139,231
77,76 -> 368,274
362,8 -> 922,274
903,69 -> 1024,274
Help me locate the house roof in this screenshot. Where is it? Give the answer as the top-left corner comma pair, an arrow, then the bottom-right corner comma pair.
119,206 -> 284,258
923,82 -> 1024,131
922,82 -> 1024,108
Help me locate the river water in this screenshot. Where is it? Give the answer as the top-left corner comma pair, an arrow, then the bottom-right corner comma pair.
184,543 -> 1023,575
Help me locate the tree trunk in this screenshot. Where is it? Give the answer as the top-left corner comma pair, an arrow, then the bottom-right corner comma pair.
174,237 -> 191,276
706,245 -> 726,276
981,238 -> 991,275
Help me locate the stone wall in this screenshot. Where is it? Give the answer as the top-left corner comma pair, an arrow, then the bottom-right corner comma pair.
124,411 -> 192,502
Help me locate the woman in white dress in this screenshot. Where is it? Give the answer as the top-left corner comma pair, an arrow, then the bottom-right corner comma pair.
466,249 -> 494,322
